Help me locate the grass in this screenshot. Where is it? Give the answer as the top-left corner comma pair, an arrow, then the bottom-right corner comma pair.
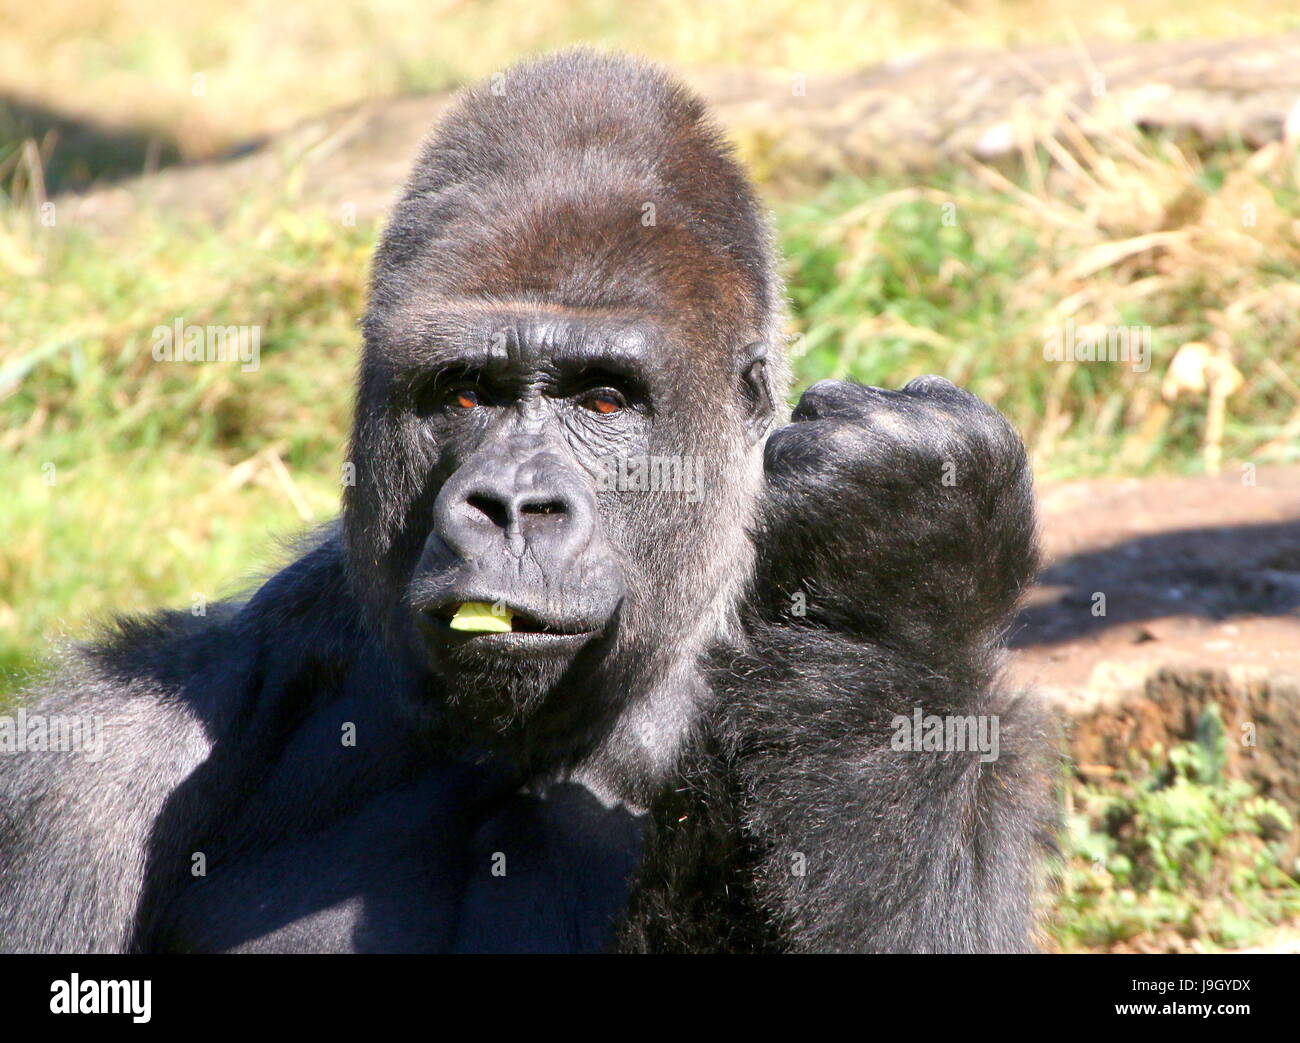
780,138 -> 1300,477
4,0 -> 1299,184
1051,705 -> 1300,952
1,206 -> 364,697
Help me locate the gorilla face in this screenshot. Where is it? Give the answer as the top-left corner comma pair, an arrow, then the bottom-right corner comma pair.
406,313 -> 647,698
342,51 -> 787,751
363,301 -> 773,740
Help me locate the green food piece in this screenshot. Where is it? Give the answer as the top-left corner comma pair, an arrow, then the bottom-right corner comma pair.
449,601 -> 513,633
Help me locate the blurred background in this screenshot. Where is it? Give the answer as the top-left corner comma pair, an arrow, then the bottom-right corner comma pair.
1,0 -> 1298,951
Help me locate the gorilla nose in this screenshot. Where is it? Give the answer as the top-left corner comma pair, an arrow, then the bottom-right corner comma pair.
435,453 -> 595,559
466,490 -> 568,534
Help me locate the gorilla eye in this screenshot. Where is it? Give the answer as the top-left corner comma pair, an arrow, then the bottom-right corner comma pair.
580,390 -> 625,415
453,388 -> 482,410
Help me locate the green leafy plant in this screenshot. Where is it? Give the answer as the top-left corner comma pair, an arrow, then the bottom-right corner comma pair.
1051,703 -> 1300,951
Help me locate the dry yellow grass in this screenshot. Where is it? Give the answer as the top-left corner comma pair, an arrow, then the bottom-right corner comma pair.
2,0 -> 1298,160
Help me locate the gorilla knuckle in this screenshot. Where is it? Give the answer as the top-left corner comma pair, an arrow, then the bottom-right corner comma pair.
902,375 -> 986,416
792,379 -> 877,421
896,377 -> 1026,466
902,373 -> 958,396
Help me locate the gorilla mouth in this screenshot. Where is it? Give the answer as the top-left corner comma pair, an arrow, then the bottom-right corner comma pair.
423,601 -> 602,640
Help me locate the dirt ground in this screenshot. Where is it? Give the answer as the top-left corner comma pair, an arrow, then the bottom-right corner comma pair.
1008,467 -> 1300,952
1012,466 -> 1299,686
1009,466 -> 1299,797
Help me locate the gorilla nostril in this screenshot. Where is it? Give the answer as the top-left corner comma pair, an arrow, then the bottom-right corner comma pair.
464,491 -> 568,532
466,494 -> 511,530
521,499 -> 566,517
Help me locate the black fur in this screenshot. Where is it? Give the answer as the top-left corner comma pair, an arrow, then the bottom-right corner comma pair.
0,50 -> 1054,954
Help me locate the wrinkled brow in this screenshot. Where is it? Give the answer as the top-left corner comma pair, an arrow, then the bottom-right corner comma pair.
376,301 -> 664,376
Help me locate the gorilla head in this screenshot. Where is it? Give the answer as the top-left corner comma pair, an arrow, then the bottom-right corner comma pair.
343,51 -> 790,774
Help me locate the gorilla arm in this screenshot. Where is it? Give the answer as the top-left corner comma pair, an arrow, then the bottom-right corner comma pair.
622,377 -> 1057,953
0,613 -> 230,952
0,537 -> 366,954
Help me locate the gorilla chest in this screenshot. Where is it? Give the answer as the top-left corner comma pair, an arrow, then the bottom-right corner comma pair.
159,775 -> 647,953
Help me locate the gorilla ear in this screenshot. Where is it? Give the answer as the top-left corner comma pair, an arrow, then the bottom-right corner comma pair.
739,341 -> 775,445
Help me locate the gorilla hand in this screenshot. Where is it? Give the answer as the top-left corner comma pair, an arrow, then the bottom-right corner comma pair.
690,376 -> 1051,953
754,376 -> 1038,664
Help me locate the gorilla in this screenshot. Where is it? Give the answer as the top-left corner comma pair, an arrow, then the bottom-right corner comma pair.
0,50 -> 1054,953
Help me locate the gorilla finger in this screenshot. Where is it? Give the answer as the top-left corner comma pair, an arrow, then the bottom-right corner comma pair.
763,419 -> 835,479
791,379 -> 890,422
764,417 -> 897,489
